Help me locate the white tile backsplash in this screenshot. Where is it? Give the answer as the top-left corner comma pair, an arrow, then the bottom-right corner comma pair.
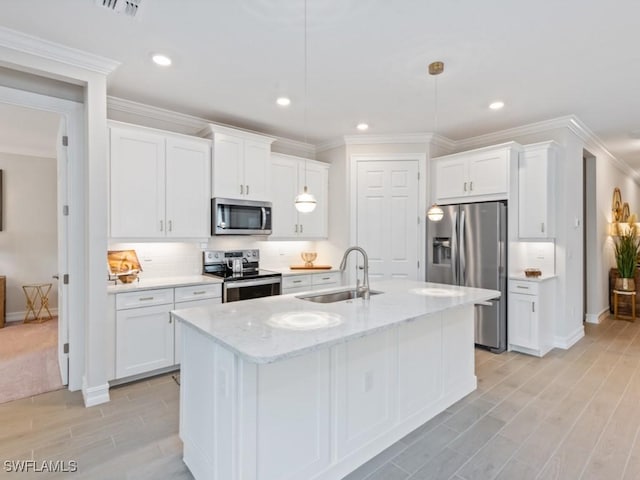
509,241 -> 556,276
109,242 -> 202,279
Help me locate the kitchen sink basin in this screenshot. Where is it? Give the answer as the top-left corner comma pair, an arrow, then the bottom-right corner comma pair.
296,289 -> 383,304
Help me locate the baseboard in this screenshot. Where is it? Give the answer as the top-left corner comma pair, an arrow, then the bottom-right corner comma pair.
554,325 -> 585,349
82,378 -> 110,408
5,308 -> 59,323
584,307 -> 609,324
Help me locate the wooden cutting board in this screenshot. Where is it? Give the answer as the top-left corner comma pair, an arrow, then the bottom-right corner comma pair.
289,265 -> 333,270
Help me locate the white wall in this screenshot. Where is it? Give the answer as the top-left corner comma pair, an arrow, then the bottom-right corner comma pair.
0,152 -> 57,320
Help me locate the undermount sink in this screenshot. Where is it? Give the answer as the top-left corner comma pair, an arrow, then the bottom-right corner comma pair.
296,289 -> 383,304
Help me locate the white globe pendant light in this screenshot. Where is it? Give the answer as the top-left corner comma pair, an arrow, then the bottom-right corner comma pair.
427,204 -> 444,222
294,0 -> 317,214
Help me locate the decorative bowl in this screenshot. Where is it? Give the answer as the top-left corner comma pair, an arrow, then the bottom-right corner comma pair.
301,252 -> 318,267
524,268 -> 542,278
118,272 -> 139,284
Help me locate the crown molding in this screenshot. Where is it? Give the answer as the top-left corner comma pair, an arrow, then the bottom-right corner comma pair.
0,27 -> 120,75
271,137 -> 316,157
315,138 -> 346,153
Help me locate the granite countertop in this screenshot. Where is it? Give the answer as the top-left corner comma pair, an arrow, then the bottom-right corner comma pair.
509,274 -> 558,282
107,275 -> 222,293
262,266 -> 341,276
172,279 -> 500,364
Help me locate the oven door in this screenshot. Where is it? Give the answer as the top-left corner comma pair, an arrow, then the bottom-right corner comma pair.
223,276 -> 281,303
212,198 -> 272,235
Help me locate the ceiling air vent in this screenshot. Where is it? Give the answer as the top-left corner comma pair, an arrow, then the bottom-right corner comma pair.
96,0 -> 142,17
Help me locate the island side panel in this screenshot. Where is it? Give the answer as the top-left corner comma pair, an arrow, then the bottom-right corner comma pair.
443,304 -> 477,396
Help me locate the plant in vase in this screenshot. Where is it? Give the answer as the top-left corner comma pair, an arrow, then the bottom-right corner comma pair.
614,214 -> 640,291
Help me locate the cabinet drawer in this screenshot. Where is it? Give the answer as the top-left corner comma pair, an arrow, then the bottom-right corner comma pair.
509,280 -> 539,295
311,271 -> 342,286
174,283 -> 221,302
282,274 -> 312,290
116,288 -> 174,310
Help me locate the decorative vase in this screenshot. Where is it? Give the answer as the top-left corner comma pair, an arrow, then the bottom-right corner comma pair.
616,277 -> 635,291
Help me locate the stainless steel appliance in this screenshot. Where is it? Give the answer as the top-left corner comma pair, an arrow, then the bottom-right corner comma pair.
211,198 -> 272,235
203,249 -> 281,302
426,201 -> 507,353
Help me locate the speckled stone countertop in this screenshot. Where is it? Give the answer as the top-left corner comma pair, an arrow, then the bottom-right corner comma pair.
107,275 -> 222,293
172,279 -> 500,364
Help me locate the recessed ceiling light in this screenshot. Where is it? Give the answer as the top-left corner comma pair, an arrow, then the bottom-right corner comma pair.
276,97 -> 291,107
152,54 -> 172,67
356,123 -> 369,131
489,101 -> 505,110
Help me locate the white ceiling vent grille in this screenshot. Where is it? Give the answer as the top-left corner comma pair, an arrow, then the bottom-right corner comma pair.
96,0 -> 142,17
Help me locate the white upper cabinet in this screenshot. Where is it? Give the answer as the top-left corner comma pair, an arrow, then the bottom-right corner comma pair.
433,143 -> 519,203
205,125 -> 275,201
109,122 -> 211,239
518,141 -> 557,239
271,153 -> 329,239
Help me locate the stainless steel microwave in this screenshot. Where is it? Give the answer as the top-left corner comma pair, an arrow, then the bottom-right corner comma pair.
211,198 -> 272,235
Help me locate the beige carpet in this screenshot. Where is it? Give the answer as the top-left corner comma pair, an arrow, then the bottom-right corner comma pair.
0,318 -> 63,404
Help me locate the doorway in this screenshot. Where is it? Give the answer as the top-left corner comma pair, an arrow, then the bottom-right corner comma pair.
0,84 -> 83,394
583,150 -> 597,322
352,155 -> 423,281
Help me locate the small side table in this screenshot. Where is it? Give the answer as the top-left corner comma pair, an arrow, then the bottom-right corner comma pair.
22,283 -> 53,323
613,289 -> 636,322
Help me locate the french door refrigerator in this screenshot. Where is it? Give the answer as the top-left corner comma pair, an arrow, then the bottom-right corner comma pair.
426,201 -> 507,353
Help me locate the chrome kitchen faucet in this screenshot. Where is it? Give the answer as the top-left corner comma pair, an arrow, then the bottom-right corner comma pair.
339,246 -> 370,300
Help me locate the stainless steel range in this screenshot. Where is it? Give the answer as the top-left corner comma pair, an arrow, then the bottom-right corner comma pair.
203,250 -> 281,303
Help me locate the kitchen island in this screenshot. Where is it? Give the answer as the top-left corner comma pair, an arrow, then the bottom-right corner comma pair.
172,279 -> 500,480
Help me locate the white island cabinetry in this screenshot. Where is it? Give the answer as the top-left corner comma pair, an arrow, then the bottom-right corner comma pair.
175,280 -> 497,480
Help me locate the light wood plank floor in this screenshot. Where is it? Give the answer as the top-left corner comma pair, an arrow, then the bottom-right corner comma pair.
1,315 -> 639,479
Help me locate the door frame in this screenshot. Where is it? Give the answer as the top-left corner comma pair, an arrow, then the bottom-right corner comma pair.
0,84 -> 84,390
349,153 -> 427,281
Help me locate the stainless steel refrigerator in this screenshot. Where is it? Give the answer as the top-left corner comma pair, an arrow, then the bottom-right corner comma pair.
426,201 -> 507,353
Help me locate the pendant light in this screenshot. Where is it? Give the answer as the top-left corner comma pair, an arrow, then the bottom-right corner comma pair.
426,61 -> 444,222
294,0 -> 317,213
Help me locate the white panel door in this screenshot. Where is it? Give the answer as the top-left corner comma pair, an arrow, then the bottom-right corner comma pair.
468,150 -> 508,196
271,155 -> 299,237
243,139 -> 271,200
298,162 -> 328,238
357,160 -> 419,281
165,137 -> 211,238
109,127 -> 165,238
212,132 -> 244,199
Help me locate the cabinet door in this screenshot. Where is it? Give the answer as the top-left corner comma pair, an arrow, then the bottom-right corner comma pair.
212,133 -> 244,199
165,137 -> 211,238
508,293 -> 538,350
116,303 -> 174,378
298,162 -> 328,238
271,155 -> 299,237
174,297 -> 221,364
468,150 -> 508,196
519,147 -> 555,238
110,127 -> 165,238
435,158 -> 467,201
243,139 -> 271,200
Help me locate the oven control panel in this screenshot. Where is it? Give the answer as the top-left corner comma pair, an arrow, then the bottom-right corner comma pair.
204,250 -> 260,265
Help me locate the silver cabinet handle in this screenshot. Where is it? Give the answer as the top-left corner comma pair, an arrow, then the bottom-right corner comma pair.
541,223 -> 545,233
293,280 -> 303,284
246,185 -> 249,195
192,291 -> 206,295
295,224 -> 298,233
463,182 -> 467,192
300,224 -> 303,233
240,184 -> 244,195
469,181 -> 473,191
321,277 -> 331,280
139,296 -> 154,301
160,220 -> 163,232
532,302 -> 536,313
516,285 -> 529,290
169,315 -> 172,324
168,220 -> 172,232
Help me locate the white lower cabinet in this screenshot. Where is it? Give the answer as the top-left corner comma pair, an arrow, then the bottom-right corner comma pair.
110,282 -> 222,381
508,278 -> 556,357
115,289 -> 175,379
281,271 -> 343,295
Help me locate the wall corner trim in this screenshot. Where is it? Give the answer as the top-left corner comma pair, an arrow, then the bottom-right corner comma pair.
553,326 -> 585,350
82,379 -> 110,408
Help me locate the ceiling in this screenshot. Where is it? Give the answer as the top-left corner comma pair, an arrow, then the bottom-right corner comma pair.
2,0 -> 640,168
